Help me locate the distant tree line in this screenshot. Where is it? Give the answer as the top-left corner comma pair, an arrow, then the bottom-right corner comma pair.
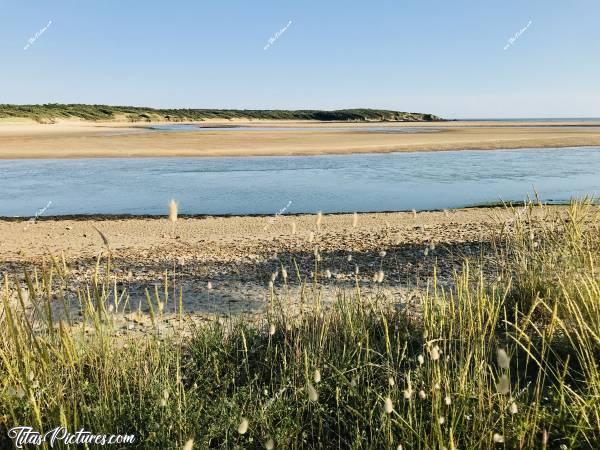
0,104 -> 443,123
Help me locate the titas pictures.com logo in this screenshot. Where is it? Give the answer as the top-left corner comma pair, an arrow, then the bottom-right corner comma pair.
8,426 -> 135,448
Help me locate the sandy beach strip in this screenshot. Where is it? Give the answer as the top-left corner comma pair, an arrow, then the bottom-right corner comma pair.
1,120 -> 600,159
0,207 -> 539,321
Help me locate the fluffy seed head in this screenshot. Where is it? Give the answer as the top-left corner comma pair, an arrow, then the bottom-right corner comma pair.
497,349 -> 510,370
183,439 -> 194,450
379,250 -> 387,257
438,416 -> 445,425
418,390 -> 427,400
265,438 -> 275,450
509,402 -> 518,414
168,199 -> 178,223
238,417 -> 249,435
269,323 -> 276,336
493,433 -> 504,443
207,281 -> 213,290
325,269 -> 332,279
430,345 -> 441,361
444,395 -> 451,406
313,369 -> 321,383
384,397 -> 393,414
316,211 -> 323,229
377,270 -> 385,283
417,354 -> 424,365
388,377 -> 395,387
307,383 -> 319,402
497,374 -> 510,395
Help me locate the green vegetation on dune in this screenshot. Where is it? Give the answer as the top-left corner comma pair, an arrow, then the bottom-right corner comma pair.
1,201 -> 598,449
0,104 -> 443,123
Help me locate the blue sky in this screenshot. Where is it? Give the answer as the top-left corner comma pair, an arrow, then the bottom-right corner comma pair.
1,0 -> 599,118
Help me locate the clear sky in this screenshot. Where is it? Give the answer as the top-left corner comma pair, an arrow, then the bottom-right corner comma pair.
1,0 -> 599,118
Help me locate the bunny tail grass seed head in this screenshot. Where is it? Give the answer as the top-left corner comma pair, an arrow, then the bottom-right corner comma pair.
384,397 -> 393,414
169,199 -> 178,223
237,417 -> 249,435
265,438 -> 275,450
497,348 -> 510,369
497,374 -> 510,395
307,383 -> 318,402
183,439 -> 194,450
314,369 -> 321,383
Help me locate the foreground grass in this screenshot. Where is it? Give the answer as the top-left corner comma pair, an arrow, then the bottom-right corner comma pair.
0,202 -> 598,449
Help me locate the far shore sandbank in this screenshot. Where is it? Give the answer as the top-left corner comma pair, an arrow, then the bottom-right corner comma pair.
1,119 -> 600,159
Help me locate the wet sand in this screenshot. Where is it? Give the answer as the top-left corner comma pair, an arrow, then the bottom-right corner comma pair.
1,120 -> 600,159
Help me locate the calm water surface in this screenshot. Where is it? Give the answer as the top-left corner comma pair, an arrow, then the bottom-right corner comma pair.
146,124 -> 443,133
1,147 -> 599,216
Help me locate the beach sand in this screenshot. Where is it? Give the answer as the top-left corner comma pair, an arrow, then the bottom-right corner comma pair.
1,119 -> 600,159
0,207 -> 547,334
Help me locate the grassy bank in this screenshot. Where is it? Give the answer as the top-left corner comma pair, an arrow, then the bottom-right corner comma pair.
0,201 -> 598,449
0,104 -> 442,124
